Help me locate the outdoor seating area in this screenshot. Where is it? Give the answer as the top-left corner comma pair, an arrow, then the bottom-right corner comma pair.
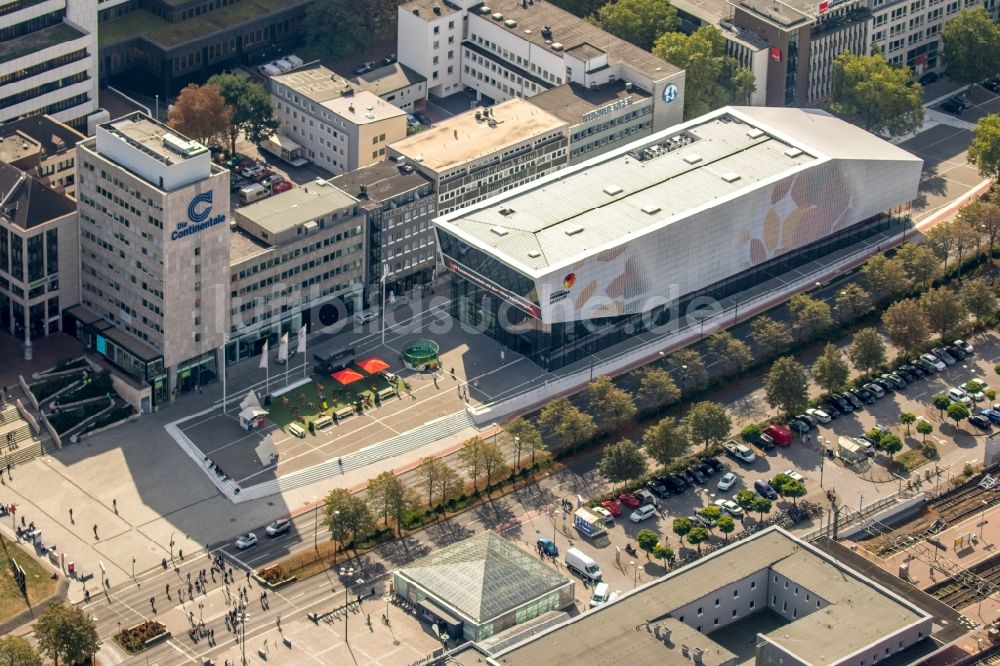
264,356 -> 403,429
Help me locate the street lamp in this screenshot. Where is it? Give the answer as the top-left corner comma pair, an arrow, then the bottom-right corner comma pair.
679,364 -> 688,394
630,560 -> 638,589
817,436 -> 825,488
169,533 -> 176,563
327,510 -> 340,561
980,500 -> 989,540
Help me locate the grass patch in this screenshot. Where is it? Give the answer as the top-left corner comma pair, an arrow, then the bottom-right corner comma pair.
886,448 -> 934,475
30,374 -> 79,402
0,23 -> 86,65
264,374 -> 399,429
49,400 -> 109,434
0,542 -> 58,624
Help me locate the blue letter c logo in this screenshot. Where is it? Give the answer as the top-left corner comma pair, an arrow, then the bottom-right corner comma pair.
188,192 -> 213,223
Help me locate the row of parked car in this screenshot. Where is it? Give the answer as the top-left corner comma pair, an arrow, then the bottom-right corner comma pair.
594,457 -> 727,523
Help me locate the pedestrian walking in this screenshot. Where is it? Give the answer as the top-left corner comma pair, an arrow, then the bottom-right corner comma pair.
112,499 -> 117,514
69,508 -> 73,522
92,523 -> 98,539
150,597 -> 156,611
166,583 -> 170,598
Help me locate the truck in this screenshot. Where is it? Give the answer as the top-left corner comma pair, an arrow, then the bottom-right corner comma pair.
723,439 -> 755,464
573,508 -> 607,538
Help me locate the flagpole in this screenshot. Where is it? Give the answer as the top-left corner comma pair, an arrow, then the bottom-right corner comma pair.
221,335 -> 228,415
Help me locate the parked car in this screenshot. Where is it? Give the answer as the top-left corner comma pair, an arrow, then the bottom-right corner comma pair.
271,181 -> 294,194
678,469 -> 697,486
948,94 -> 972,110
947,387 -> 972,407
717,472 -> 738,491
829,394 -> 853,413
601,499 -> 623,517
796,413 -> 818,428
687,466 -> 707,484
241,164 -> 266,178
806,408 -> 832,424
841,392 -> 864,410
945,344 -> 967,361
700,457 -> 724,474
352,63 -> 373,76
895,368 -> 915,383
819,397 -> 844,417
235,533 -> 258,549
980,409 -> 1000,426
537,538 -> 558,556
629,505 -> 657,523
955,339 -> 974,355
899,363 -> 924,378
932,347 -> 957,365
645,479 -> 670,498
757,432 -> 776,449
265,519 -> 290,537
918,71 -> 939,85
694,461 -> 716,477
763,424 -> 793,447
873,378 -> 895,394
754,479 -> 779,500
850,387 -> 876,405
783,469 -> 805,483
592,506 -> 615,525
965,381 -> 987,402
262,174 -> 285,187
714,498 -> 744,517
618,492 -> 641,508
919,354 -> 945,372
984,78 -> 1000,93
882,373 -> 907,390
250,169 -> 273,183
692,513 -> 716,529
723,441 -> 756,464
787,418 -> 811,434
969,415 -> 993,431
864,382 -> 886,399
661,475 -> 688,494
634,489 -> 659,507
940,98 -> 965,115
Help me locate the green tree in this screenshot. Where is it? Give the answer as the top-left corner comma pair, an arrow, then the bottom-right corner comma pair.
980,202 -> 1000,261
652,542 -> 675,568
304,0 -> 397,60
636,366 -> 681,413
716,514 -> 736,542
750,315 -> 793,357
927,223 -> 959,272
861,254 -> 910,300
916,419 -> 934,443
636,528 -> 660,559
813,343 -> 850,394
708,331 -> 754,374
882,299 -> 930,357
686,526 -> 710,554
33,602 -> 100,666
753,497 -> 773,522
507,417 -> 547,468
961,278 -> 997,323
942,8 -> 1000,84
0,636 -> 42,666
846,327 -> 885,376
167,83 -> 233,146
880,434 -> 903,459
549,0 -> 605,16
595,0 -> 679,51
539,399 -> 596,453
480,440 -> 510,491
949,219 -> 980,276
789,294 -> 834,341
598,438 -> 648,489
643,416 -> 688,466
932,394 -> 952,419
672,516 -> 693,544
835,283 -> 873,321
415,456 -> 448,507
735,490 -> 757,515
947,402 -> 970,428
829,52 -> 924,137
457,437 -> 486,491
699,504 -> 722,528
763,356 -> 809,416
920,286 -> 966,339
585,375 -> 636,431
325,488 -> 374,559
433,463 -> 465,507
899,412 -> 917,436
207,73 -> 279,154
366,471 -> 419,535
666,348 -> 708,392
896,242 -> 940,290
654,27 -> 755,118
741,423 -> 763,442
684,401 -> 731,450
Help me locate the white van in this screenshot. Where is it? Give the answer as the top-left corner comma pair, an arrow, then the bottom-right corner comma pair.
589,582 -> 611,608
565,547 -> 602,582
239,183 -> 269,204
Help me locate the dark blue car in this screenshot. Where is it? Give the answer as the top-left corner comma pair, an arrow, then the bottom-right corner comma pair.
980,409 -> 1000,426
536,538 -> 558,556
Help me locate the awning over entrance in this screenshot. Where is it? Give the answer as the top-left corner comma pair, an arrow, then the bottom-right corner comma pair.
417,597 -> 462,628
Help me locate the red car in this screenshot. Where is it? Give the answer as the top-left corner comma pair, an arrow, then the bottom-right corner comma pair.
601,499 -> 623,517
618,492 -> 641,509
271,181 -> 293,194
763,424 -> 793,447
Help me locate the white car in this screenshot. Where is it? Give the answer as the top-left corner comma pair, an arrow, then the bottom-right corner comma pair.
235,532 -> 258,550
591,506 -> 615,525
629,505 -> 656,523
353,310 -> 378,325
921,353 -> 946,372
954,339 -> 974,355
783,469 -> 805,483
964,381 -> 988,402
265,519 -> 290,536
714,498 -> 744,518
947,387 -> 972,407
717,472 -> 737,491
805,408 -> 832,424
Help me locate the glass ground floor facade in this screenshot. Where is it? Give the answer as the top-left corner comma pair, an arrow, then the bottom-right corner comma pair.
449,212 -> 909,371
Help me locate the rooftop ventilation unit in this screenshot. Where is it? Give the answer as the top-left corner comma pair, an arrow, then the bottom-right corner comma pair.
504,18 -> 517,27
479,5 -> 491,14
432,3 -> 441,13
162,132 -> 205,157
528,250 -> 541,258
784,147 -> 803,158
492,12 -> 504,20
499,207 -> 515,216
721,172 -> 741,183
746,128 -> 765,139
551,42 -> 563,50
641,204 -> 661,215
603,184 -> 622,195
564,224 -> 584,236
491,225 -> 510,236
683,154 -> 702,164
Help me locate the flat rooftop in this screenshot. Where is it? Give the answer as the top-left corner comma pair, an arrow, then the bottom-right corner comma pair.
101,113 -> 208,165
496,528 -> 931,666
328,160 -> 433,202
0,115 -> 85,159
437,105 -> 922,276
321,91 -> 405,124
732,0 -> 814,29
469,0 -> 682,81
388,97 -> 567,173
527,81 -> 651,126
400,0 -> 460,18
350,62 -> 426,96
235,180 -> 358,237
229,227 -> 271,264
274,63 -> 424,104
0,22 -> 86,65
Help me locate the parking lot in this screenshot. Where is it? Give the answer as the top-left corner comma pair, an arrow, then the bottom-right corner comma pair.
934,80 -> 1000,122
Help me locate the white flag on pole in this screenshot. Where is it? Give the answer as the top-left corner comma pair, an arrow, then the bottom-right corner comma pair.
259,340 -> 269,370
297,325 -> 307,355
278,332 -> 289,361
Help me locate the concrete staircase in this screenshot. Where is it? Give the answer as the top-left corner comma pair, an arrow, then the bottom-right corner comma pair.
0,384 -> 57,467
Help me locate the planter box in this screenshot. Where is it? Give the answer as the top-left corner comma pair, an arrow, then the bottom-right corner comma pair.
144,630 -> 171,648
115,621 -> 169,655
253,572 -> 297,590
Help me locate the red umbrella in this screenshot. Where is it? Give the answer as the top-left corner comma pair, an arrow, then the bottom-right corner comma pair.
331,368 -> 365,385
357,357 -> 390,374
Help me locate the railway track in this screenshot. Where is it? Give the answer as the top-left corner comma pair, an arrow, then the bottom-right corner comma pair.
930,553 -> 1000,609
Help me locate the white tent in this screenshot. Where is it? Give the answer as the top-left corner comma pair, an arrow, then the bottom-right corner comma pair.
239,391 -> 268,431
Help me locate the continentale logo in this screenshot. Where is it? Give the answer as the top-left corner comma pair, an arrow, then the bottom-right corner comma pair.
188,192 -> 213,223
563,273 -> 576,289
172,191 -> 226,240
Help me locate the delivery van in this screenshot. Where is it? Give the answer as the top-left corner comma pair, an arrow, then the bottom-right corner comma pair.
565,547 -> 602,582
590,582 -> 611,608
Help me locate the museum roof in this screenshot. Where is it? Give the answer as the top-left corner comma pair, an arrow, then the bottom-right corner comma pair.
395,531 -> 570,624
436,106 -> 922,276
387,98 -> 567,173
495,528 -> 930,666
